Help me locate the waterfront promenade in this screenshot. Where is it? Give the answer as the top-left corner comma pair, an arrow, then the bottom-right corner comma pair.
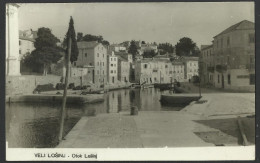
57,90 -> 255,148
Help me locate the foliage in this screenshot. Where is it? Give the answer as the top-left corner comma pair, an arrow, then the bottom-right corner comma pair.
143,50 -> 157,58
22,27 -> 63,75
175,37 -> 199,57
76,34 -> 110,46
63,17 -> 79,63
77,32 -> 83,41
128,40 -> 138,61
158,42 -> 174,54
141,41 -> 146,44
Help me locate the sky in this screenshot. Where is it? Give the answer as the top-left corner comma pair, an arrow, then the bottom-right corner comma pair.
18,2 -> 254,48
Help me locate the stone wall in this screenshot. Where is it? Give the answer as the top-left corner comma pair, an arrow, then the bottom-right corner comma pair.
6,74 -> 94,95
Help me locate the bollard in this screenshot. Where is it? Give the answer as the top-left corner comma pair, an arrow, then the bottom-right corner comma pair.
130,106 -> 138,115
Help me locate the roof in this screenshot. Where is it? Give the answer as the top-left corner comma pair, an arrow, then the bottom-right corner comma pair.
77,41 -> 100,49
117,55 -> 128,62
214,20 -> 254,38
19,29 -> 37,42
114,51 -> 129,61
201,45 -> 213,50
183,56 -> 199,61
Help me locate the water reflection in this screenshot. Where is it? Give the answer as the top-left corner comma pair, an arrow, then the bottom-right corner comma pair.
6,88 -> 182,148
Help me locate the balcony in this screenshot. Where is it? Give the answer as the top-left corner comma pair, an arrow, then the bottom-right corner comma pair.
216,64 -> 227,73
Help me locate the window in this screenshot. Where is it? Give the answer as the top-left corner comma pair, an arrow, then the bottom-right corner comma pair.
103,54 -> 104,58
19,50 -> 21,54
144,64 -> 147,69
111,64 -> 113,67
111,70 -> 113,74
89,63 -> 92,66
73,62 -> 76,66
103,70 -> 104,74
19,40 -> 21,45
165,65 -> 168,68
227,37 -> 230,46
103,62 -> 104,66
85,53 -> 87,57
228,74 -> 231,84
114,58 -> 116,61
249,34 -> 255,43
218,74 -> 220,83
97,53 -> 99,57
111,58 -> 112,61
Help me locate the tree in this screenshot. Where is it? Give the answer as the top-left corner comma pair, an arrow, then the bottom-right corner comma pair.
79,34 -> 110,46
175,37 -> 197,56
128,40 -> 138,61
143,50 -> 157,58
158,42 -> 174,54
63,17 -> 79,63
77,32 -> 83,41
22,27 -> 63,75
141,41 -> 146,44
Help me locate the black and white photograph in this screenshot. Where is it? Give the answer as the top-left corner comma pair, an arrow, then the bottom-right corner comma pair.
4,1 -> 256,161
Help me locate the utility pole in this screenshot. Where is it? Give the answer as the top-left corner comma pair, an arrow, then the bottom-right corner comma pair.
58,33 -> 71,142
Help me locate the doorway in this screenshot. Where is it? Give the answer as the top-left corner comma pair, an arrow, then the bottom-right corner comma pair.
221,74 -> 224,88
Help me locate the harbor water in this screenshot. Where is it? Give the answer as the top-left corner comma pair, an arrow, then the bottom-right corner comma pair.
6,88 -> 183,148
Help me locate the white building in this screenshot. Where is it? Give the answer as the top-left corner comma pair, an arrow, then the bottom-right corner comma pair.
107,51 -> 118,84
183,57 -> 199,81
19,29 -> 37,59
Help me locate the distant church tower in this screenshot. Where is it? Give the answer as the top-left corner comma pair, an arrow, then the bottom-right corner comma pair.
6,3 -> 21,76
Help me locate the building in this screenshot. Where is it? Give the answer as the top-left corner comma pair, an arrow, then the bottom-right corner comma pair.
200,20 -> 255,91
134,58 -> 183,84
200,45 -> 214,85
114,52 -> 131,83
107,51 -> 118,84
19,29 -> 37,59
171,61 -> 185,82
6,3 -> 20,76
76,41 -> 108,86
109,44 -> 127,52
183,57 -> 199,81
212,20 -> 255,90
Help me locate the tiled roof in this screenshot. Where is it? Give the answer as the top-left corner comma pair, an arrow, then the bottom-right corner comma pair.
77,41 -> 100,49
114,51 -> 129,60
214,20 -> 254,38
201,45 -> 213,50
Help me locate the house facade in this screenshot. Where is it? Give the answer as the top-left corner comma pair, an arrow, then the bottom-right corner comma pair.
200,45 -> 214,85
76,41 -> 107,86
200,20 -> 255,91
19,29 -> 37,59
107,51 -> 118,84
183,57 -> 199,81
114,52 -> 131,83
135,58 -> 184,84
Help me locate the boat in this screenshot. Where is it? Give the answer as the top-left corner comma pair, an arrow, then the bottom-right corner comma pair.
160,93 -> 201,106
